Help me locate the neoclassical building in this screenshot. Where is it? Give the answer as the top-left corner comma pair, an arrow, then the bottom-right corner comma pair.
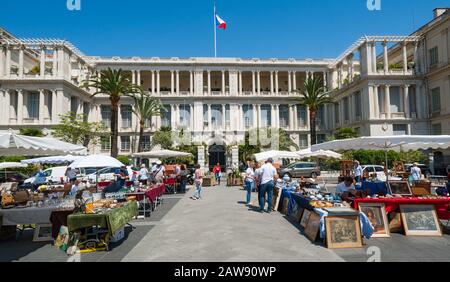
0,8 -> 449,170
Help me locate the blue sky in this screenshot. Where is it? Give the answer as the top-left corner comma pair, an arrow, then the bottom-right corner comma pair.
1,0 -> 448,58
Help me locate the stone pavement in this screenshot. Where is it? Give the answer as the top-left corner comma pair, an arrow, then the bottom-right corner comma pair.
122,184 -> 344,262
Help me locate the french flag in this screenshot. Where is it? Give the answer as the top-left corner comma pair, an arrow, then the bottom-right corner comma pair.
216,14 -> 227,30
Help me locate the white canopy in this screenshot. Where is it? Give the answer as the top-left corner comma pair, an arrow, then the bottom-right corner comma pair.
297,148 -> 343,159
0,131 -> 87,156
21,155 -> 84,165
69,155 -> 124,169
132,149 -> 193,159
0,162 -> 28,170
254,150 -> 300,162
311,135 -> 450,152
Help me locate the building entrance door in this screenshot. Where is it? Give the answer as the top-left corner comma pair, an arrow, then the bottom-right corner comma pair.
209,144 -> 226,172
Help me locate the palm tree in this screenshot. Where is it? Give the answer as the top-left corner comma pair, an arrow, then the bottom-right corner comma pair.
131,92 -> 165,153
296,76 -> 332,145
84,68 -> 142,157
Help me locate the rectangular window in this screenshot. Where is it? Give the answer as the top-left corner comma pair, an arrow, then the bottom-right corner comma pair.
27,92 -> 39,119
121,105 -> 132,128
260,105 -> 271,128
243,105 -> 253,128
317,105 -> 324,127
161,105 -> 171,127
334,104 -> 340,124
297,105 -> 307,127
429,46 -> 439,67
343,97 -> 349,121
393,124 -> 408,136
100,136 -> 111,151
431,87 -> 441,113
390,86 -> 401,113
431,124 -> 442,135
101,105 -> 111,128
121,136 -> 131,151
141,136 -> 151,151
299,134 -> 308,148
279,105 -> 290,128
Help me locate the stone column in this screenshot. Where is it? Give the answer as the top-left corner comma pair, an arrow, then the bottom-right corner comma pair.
17,89 -> 23,123
275,105 -> 280,129
0,46 -> 5,77
323,72 -> 327,88
5,46 -> 11,78
413,42 -> 420,74
403,42 -> 408,73
239,71 -> 243,95
137,70 -> 141,86
39,89 -> 45,124
52,47 -> 58,78
252,71 -> 256,94
288,71 -> 292,94
383,41 -> 389,73
403,85 -> 410,118
151,71 -> 155,94
156,71 -> 161,95
289,105 -> 294,130
293,71 -> 297,92
131,70 -> 136,85
52,90 -> 58,123
385,85 -> 391,119
40,46 -> 46,77
257,71 -> 261,95
293,105 -> 298,130
222,104 -> 226,129
171,71 -> 175,95
18,46 -> 24,78
221,71 -> 226,96
57,47 -> 64,78
275,71 -> 279,95
373,85 -> 379,119
270,71 -> 274,95
190,71 -> 194,95
257,104 -> 262,128
176,71 -> 180,96
207,71 -> 211,96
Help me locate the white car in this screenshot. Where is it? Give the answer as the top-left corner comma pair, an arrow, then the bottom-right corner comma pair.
24,166 -> 68,185
362,165 -> 401,181
84,166 -> 135,183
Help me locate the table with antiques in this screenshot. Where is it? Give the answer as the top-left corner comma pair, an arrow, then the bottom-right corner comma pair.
67,200 -> 138,251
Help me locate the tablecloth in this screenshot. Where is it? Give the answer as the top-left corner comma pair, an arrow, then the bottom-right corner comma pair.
353,197 -> 450,220
127,184 -> 165,203
67,201 -> 138,236
359,181 -> 388,195
280,191 -> 315,215
0,207 -> 57,226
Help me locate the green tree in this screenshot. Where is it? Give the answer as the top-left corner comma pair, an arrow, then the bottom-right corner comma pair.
53,112 -> 107,147
131,92 -> 164,152
334,127 -> 360,140
19,128 -> 45,137
295,76 -> 332,145
117,155 -> 132,166
84,68 -> 142,157
152,126 -> 173,150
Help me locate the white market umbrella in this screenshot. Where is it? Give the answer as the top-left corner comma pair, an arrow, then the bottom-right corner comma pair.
132,149 -> 193,159
21,155 -> 83,165
0,131 -> 87,157
69,155 -> 125,169
297,148 -> 343,159
254,150 -> 300,162
0,162 -> 28,170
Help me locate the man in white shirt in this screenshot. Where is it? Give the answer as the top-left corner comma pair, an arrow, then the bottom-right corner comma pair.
336,177 -> 356,195
410,163 -> 422,181
258,158 -> 278,213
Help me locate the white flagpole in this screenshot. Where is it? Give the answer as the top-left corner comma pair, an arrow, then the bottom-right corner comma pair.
214,1 -> 217,58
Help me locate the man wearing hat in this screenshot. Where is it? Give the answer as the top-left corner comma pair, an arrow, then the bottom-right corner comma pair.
139,164 -> 149,185
258,158 -> 278,213
153,160 -> 165,183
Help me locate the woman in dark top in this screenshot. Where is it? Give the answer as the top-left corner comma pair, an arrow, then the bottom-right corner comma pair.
179,165 -> 188,193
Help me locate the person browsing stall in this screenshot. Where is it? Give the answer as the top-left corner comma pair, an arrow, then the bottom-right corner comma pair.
258,158 -> 278,213
138,164 -> 149,185
410,162 -> 422,181
353,161 -> 363,184
65,167 -> 77,184
336,177 -> 356,195
244,162 -> 256,206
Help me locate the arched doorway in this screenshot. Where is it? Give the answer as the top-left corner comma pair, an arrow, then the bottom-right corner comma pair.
209,144 -> 226,172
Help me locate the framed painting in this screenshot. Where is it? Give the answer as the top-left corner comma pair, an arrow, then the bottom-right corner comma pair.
325,215 -> 363,249
300,209 -> 311,228
393,161 -> 405,173
33,224 -> 53,242
358,203 -> 390,238
388,212 -> 403,233
387,181 -> 413,196
304,212 -> 321,242
400,205 -> 442,236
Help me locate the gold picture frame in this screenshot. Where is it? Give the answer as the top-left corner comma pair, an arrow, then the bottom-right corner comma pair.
358,203 -> 390,238
387,180 -> 413,196
400,205 -> 442,236
325,216 -> 363,249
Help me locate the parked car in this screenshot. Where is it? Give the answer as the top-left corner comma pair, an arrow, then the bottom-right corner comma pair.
279,162 -> 321,178
24,166 -> 68,185
84,166 -> 135,183
362,165 -> 401,181
404,164 -> 432,178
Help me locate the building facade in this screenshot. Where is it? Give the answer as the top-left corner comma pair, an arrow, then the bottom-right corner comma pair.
0,8 -> 449,171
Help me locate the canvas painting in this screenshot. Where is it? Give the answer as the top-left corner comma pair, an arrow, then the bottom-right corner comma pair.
300,209 -> 311,228
304,212 -> 321,242
387,181 -> 413,196
358,203 -> 390,237
400,205 -> 442,236
325,216 -> 363,249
